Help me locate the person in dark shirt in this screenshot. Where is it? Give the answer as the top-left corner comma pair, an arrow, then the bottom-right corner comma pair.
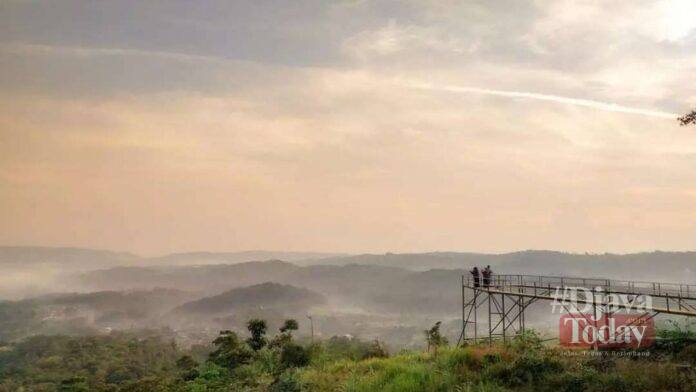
470,267 -> 480,288
482,265 -> 492,288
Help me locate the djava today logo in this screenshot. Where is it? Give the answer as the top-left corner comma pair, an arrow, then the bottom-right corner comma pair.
552,287 -> 655,349
559,314 -> 655,348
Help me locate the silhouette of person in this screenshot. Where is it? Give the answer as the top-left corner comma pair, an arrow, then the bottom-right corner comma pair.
470,267 -> 480,288
482,265 -> 492,288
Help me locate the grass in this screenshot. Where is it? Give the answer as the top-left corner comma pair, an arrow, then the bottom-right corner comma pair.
296,339 -> 696,392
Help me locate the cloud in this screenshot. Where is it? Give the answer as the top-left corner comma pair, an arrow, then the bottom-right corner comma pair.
342,20 -> 469,59
0,42 -> 231,64
405,82 -> 679,119
1,0 -> 695,254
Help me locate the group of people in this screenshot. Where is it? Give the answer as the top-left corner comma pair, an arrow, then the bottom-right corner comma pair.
470,265 -> 492,288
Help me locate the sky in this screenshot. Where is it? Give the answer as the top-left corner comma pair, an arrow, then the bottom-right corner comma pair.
1,0 -> 695,256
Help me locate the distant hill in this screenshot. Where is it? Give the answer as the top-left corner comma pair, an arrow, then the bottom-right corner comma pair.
77,251 -> 696,317
174,282 -> 325,315
0,288 -> 195,341
36,288 -> 193,310
144,251 -> 345,266
0,246 -> 138,268
78,260 -> 301,293
0,247 -> 345,268
309,250 -> 696,282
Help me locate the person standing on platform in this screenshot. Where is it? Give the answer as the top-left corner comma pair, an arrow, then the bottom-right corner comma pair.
482,265 -> 492,288
470,267 -> 480,288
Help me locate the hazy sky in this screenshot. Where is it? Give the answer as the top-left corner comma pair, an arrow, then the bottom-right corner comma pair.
1,0 -> 695,255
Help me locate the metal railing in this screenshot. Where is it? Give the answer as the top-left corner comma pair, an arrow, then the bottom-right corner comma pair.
464,273 -> 696,299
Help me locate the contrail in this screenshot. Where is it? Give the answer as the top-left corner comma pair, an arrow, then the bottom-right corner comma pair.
407,82 -> 678,119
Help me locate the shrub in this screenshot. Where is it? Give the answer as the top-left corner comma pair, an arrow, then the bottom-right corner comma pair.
175,355 -> 199,381
656,319 -> 696,355
484,353 -> 562,387
509,330 -> 543,353
209,330 -> 253,370
676,343 -> 696,365
270,370 -> 303,392
364,340 -> 389,359
281,343 -> 310,369
246,319 -> 268,351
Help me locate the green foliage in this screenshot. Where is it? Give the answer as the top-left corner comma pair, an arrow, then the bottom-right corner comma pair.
508,330 -> 543,353
0,333 -> 180,391
281,343 -> 310,368
209,330 -> 253,370
485,353 -> 562,387
180,362 -> 230,392
59,376 -> 89,392
364,340 -> 388,359
270,319 -> 300,349
318,336 -> 390,362
4,325 -> 696,392
269,369 -> 303,392
280,319 -> 299,334
0,301 -> 41,341
246,319 -> 268,351
676,343 -> 696,364
175,355 -> 199,381
657,319 -> 696,354
424,321 -> 448,354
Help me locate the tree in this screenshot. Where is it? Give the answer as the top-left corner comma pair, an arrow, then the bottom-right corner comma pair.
271,319 -> 299,349
364,339 -> 388,359
679,110 -> 696,126
280,343 -> 310,368
209,330 -> 253,369
176,355 -> 199,381
246,319 -> 268,351
424,321 -> 448,354
280,319 -> 299,334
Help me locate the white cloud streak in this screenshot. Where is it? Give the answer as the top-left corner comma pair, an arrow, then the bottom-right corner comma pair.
0,42 -> 231,65
407,82 -> 678,119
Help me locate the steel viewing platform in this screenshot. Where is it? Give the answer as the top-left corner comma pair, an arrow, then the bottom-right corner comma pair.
458,274 -> 696,345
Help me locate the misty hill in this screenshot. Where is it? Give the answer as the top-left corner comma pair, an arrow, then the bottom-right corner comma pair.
77,260 -> 301,293
0,288 -> 195,341
0,247 -> 143,299
309,252 -> 495,270
310,250 -> 696,282
36,288 -> 193,311
76,251 -> 696,318
79,261 -> 457,315
0,246 -> 138,267
174,282 -> 325,315
78,261 -> 416,305
144,250 -> 345,266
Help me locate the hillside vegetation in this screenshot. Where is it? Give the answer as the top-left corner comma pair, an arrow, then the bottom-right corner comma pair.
174,283 -> 326,315
2,324 -> 696,392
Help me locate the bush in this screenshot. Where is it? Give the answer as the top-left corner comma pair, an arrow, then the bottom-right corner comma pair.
270,370 -> 303,392
542,372 -> 588,392
364,340 -> 389,359
281,343 -> 310,368
676,343 -> 696,365
656,319 -> 696,354
321,336 -> 390,361
509,330 -> 543,353
484,354 -> 563,387
209,330 -> 253,370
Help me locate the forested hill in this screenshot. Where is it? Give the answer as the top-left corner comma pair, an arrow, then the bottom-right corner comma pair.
174,282 -> 326,315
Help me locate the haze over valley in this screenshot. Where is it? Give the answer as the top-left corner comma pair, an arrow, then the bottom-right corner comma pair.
3,246 -> 695,350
